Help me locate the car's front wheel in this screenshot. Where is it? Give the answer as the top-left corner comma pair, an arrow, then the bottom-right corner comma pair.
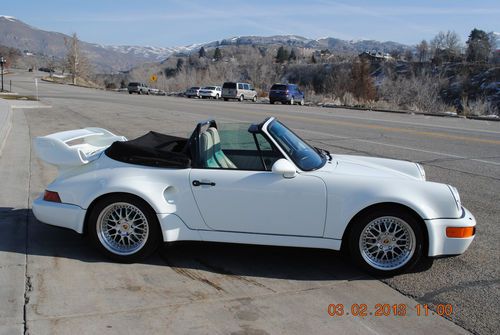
239,95 -> 244,102
347,209 -> 424,276
88,195 -> 161,262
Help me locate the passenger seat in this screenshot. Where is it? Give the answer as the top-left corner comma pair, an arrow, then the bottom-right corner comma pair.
207,127 -> 237,169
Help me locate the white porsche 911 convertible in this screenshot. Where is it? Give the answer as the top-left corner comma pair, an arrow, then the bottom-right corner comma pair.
32,117 -> 476,275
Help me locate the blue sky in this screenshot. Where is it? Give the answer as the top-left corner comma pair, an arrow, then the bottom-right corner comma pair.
2,0 -> 499,47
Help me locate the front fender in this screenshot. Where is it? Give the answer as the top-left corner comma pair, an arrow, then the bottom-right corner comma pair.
322,176 -> 460,239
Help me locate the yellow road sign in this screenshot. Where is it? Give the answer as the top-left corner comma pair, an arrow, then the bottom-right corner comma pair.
150,74 -> 157,82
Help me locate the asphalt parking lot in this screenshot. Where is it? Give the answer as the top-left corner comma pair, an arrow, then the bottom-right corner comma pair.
1,71 -> 499,334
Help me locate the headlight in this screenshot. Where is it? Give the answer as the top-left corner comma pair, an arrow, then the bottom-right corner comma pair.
416,163 -> 426,180
448,185 -> 462,211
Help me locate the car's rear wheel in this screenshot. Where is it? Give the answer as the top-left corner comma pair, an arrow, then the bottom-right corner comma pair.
239,95 -> 244,102
88,195 -> 161,262
347,209 -> 424,276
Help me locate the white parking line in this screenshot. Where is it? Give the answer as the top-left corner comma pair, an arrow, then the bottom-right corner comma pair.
281,108 -> 500,135
298,128 -> 500,167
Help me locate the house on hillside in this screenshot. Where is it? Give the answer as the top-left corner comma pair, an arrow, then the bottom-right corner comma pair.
358,51 -> 393,61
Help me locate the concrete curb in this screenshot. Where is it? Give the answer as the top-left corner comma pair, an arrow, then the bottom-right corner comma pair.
0,100 -> 13,158
320,104 -> 500,122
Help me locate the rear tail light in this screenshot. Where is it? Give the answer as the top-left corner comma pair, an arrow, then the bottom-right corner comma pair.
43,190 -> 61,203
446,227 -> 475,238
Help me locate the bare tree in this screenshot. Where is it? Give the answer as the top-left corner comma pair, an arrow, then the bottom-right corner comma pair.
416,40 -> 429,62
64,33 -> 91,85
431,31 -> 462,63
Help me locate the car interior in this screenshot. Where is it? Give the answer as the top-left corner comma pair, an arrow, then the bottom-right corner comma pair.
198,125 -> 283,171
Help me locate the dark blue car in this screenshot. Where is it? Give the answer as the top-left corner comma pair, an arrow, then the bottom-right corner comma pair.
269,84 -> 305,105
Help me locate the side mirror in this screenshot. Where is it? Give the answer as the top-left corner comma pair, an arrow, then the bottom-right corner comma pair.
272,159 -> 297,178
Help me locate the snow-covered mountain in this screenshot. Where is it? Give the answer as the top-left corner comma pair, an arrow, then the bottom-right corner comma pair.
101,44 -> 205,62
0,15 -> 410,73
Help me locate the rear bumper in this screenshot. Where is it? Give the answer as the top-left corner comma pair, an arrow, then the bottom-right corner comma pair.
32,196 -> 86,233
426,206 -> 476,257
269,94 -> 291,102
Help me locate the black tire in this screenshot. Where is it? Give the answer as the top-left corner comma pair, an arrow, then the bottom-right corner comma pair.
252,96 -> 257,102
299,98 -> 305,106
137,90 -> 141,95
270,100 -> 275,104
290,97 -> 295,105
347,208 -> 424,276
215,94 -> 219,99
223,98 -> 228,101
239,95 -> 244,102
87,194 -> 161,263
128,91 -> 132,94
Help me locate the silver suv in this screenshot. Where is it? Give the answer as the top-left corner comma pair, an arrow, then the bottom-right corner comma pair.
222,82 -> 257,102
128,82 -> 150,95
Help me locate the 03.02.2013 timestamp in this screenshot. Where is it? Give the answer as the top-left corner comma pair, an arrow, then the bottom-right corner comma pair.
327,303 -> 453,317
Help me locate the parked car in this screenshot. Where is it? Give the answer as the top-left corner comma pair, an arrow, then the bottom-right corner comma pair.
149,88 -> 166,96
185,87 -> 201,98
222,82 -> 257,102
199,86 -> 222,99
38,67 -> 54,73
128,82 -> 149,95
32,117 -> 476,275
269,83 -> 305,105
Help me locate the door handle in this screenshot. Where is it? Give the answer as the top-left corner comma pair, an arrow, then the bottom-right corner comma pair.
192,180 -> 216,187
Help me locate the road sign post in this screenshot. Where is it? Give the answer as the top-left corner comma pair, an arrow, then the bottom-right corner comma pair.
0,57 -> 5,92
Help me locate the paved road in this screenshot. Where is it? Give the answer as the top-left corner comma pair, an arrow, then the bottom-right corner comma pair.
3,71 -> 500,334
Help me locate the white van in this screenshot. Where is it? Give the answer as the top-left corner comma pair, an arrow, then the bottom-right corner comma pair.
222,82 -> 257,102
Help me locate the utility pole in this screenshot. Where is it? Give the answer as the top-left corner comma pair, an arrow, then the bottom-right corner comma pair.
0,57 -> 6,92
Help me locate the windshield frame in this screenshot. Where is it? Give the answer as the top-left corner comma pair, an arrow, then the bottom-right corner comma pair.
265,119 -> 326,171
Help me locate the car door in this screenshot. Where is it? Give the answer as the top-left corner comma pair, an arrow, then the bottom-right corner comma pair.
189,124 -> 327,237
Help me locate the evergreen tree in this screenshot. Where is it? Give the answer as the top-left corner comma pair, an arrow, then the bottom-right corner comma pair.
466,28 -> 491,63
275,46 -> 289,63
213,47 -> 222,61
311,54 -> 317,64
288,49 -> 297,61
198,47 -> 206,58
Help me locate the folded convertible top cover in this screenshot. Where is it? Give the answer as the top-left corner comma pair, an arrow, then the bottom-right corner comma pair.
105,131 -> 191,168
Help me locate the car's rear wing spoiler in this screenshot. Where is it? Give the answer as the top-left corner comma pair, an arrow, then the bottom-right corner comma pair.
34,128 -> 126,169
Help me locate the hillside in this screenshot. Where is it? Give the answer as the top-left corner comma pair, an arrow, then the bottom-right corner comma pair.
0,16 -> 410,73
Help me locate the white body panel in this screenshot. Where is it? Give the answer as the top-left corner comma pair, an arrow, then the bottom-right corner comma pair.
189,169 -> 327,236
32,122 -> 475,258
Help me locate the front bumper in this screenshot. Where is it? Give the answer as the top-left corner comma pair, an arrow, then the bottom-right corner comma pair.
426,206 -> 476,257
32,196 -> 86,233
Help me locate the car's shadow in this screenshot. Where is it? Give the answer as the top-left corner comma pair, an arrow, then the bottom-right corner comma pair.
0,207 -> 432,281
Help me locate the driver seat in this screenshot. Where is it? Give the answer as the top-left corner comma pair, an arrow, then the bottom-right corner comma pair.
207,127 -> 237,169
199,130 -> 219,168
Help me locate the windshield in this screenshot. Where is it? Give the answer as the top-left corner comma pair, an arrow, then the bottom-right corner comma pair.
223,82 -> 236,89
267,120 -> 325,171
270,84 -> 287,91
203,86 -> 216,90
